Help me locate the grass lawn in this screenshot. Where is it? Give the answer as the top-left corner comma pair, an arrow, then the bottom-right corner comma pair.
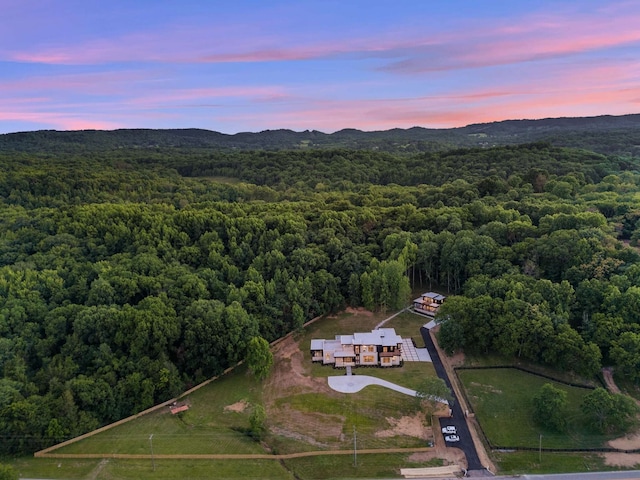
283,452 -> 443,480
460,352 -> 600,388
493,451 -> 611,475
103,458 -> 294,480
457,368 -> 613,449
385,311 -> 432,347
11,454 -> 444,480
9,457 -> 100,480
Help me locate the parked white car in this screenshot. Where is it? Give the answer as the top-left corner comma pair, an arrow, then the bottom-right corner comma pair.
441,425 -> 456,434
444,434 -> 460,442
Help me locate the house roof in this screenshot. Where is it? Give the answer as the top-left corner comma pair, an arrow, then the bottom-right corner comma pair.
421,292 -> 445,301
311,327 -> 402,352
353,331 -> 379,345
339,335 -> 354,345
378,328 -> 402,346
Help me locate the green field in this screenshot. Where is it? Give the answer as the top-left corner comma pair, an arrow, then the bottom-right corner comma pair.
492,451 -> 613,475
55,363 -> 265,456
9,453 -> 446,480
457,368 -> 614,449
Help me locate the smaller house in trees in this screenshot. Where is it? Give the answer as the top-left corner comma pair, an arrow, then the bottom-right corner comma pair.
413,292 -> 446,316
311,328 -> 403,368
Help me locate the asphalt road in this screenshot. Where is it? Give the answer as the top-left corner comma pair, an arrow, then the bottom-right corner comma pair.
521,472 -> 640,480
420,326 -> 485,472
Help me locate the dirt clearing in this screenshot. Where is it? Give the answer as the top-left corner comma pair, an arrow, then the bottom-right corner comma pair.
224,400 -> 249,413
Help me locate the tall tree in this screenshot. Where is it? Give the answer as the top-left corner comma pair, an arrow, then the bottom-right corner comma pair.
532,383 -> 568,432
246,336 -> 273,381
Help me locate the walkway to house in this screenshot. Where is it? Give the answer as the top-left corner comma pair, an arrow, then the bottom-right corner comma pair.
374,307 -> 409,329
423,319 -> 437,329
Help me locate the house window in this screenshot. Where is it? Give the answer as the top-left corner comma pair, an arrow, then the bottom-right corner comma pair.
363,355 -> 375,363
382,357 -> 390,364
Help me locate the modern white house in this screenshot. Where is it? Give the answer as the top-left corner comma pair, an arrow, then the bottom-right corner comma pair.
413,292 -> 446,316
310,328 -> 403,368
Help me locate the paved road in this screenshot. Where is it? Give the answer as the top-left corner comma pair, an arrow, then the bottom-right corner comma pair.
420,326 -> 485,472
520,472 -> 640,480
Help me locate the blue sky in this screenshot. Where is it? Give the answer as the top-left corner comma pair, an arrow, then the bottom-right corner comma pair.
1,0 -> 639,133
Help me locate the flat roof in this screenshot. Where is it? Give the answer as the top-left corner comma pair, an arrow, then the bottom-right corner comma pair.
421,292 -> 445,301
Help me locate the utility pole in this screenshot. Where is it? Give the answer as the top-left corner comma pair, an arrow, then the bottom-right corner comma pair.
353,425 -> 357,467
539,434 -> 542,463
149,434 -> 156,471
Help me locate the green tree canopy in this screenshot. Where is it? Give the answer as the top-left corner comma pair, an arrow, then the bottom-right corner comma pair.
246,336 -> 274,381
532,383 -> 568,432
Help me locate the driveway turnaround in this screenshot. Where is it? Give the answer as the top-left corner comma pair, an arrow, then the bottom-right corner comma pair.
327,375 -> 449,405
328,375 -> 418,396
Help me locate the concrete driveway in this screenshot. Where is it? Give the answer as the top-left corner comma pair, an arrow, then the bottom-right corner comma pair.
328,375 -> 417,395
327,374 -> 448,404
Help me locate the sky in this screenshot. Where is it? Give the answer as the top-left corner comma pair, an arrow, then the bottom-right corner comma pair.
1,0 -> 640,134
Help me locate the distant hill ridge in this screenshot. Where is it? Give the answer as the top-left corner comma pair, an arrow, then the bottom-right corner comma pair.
1,113 -> 640,155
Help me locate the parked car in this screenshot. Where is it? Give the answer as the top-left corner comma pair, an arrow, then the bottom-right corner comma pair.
444,435 -> 460,442
441,425 -> 456,434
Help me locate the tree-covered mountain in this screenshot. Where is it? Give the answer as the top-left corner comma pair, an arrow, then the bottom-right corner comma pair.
1,113 -> 640,155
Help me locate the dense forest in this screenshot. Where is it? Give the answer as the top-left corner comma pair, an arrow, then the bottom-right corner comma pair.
2,119 -> 640,454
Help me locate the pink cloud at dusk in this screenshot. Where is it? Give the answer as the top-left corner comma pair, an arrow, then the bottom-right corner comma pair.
220,73 -> 640,133
129,86 -> 291,107
2,1 -> 640,133
5,5 -> 639,72
0,110 -> 122,131
379,13 -> 640,74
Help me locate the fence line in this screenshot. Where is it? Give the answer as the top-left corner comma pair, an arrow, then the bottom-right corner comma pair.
455,365 -> 598,390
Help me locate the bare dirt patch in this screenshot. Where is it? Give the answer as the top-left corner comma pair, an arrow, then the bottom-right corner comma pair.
603,452 -> 640,468
448,351 -> 466,368
269,405 -> 345,443
407,448 -> 467,467
602,367 -> 622,395
375,414 -> 429,439
264,334 -> 345,446
345,307 -> 373,317
266,335 -> 331,398
224,400 -> 249,413
608,433 -> 640,450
